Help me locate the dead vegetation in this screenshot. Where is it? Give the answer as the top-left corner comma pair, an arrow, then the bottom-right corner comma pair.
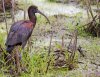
0,45 -> 3,53
45,28 -> 85,72
0,0 -> 18,12
80,0 -> 100,37
85,15 -> 100,37
0,45 -> 4,68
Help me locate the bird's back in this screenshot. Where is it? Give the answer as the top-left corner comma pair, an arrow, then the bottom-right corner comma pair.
6,20 -> 34,53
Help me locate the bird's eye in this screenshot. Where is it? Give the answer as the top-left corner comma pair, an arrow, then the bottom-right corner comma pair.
34,9 -> 38,13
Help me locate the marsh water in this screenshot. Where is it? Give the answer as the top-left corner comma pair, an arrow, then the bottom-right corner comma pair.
17,0 -> 88,18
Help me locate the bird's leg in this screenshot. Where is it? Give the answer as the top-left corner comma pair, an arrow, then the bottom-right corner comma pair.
20,48 -> 26,72
15,46 -> 21,74
27,37 -> 32,52
20,48 -> 28,72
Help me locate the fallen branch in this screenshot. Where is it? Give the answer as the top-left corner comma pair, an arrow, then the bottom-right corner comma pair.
79,15 -> 98,28
77,45 -> 85,57
91,61 -> 100,66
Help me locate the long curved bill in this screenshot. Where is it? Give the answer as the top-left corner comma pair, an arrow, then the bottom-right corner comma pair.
37,10 -> 50,24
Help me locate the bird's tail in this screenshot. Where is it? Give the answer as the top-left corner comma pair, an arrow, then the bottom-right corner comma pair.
6,45 -> 14,54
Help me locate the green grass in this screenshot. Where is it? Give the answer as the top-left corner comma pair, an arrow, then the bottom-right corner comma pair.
0,28 -> 99,77
0,33 -> 79,77
19,49 -> 69,77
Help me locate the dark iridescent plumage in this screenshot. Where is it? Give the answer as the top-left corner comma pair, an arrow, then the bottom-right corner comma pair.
5,5 -> 50,53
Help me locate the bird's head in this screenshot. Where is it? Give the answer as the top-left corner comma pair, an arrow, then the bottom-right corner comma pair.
28,5 -> 50,24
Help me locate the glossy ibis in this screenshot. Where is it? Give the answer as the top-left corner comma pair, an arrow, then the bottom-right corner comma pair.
5,5 -> 50,73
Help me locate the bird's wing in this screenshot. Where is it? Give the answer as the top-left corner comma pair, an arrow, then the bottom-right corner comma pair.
6,21 -> 33,48
6,21 -> 24,46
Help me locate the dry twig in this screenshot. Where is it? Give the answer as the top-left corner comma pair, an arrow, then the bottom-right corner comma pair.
2,0 -> 8,34
46,32 -> 53,73
11,0 -> 15,23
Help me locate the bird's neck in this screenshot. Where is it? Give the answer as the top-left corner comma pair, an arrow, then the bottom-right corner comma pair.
28,13 -> 37,24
